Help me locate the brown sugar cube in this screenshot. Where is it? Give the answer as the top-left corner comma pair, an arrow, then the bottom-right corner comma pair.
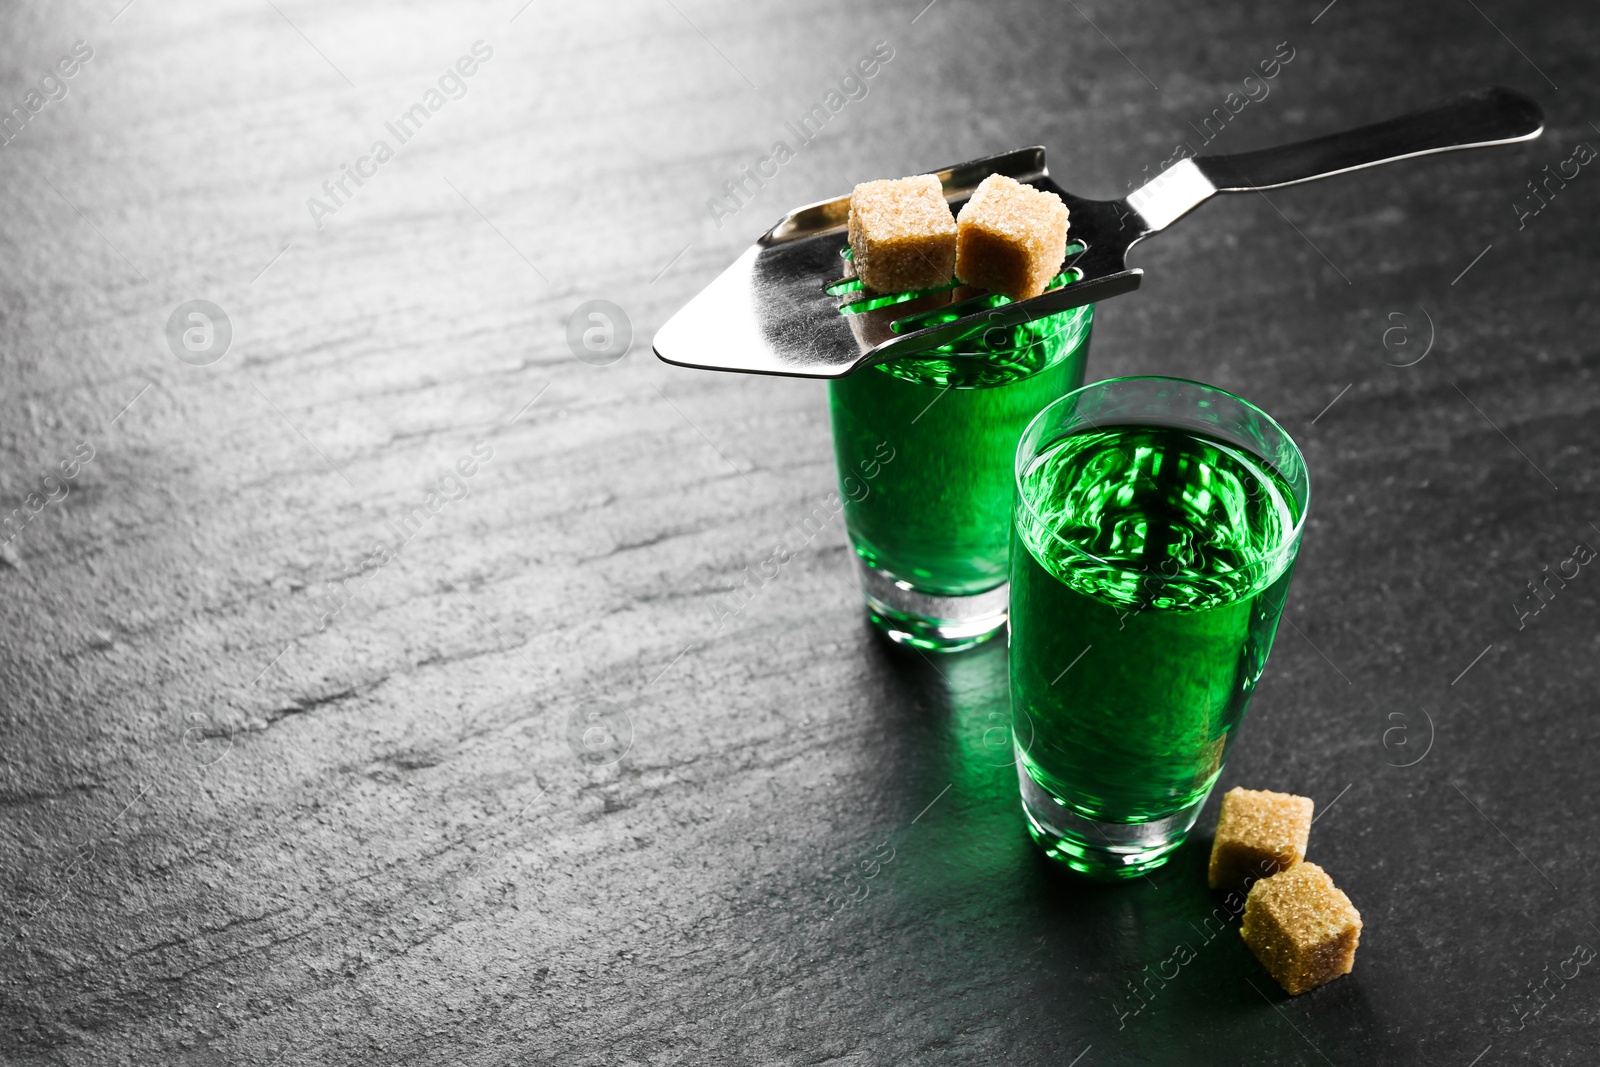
1240,862 -> 1362,995
846,175 -> 957,294
954,173 -> 1070,300
1207,787 -> 1313,892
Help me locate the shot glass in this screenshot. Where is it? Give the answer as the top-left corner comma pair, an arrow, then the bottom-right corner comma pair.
829,301 -> 1095,652
1009,377 -> 1310,877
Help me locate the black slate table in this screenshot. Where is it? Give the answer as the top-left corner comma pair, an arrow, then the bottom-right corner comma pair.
2,1 -> 1597,1063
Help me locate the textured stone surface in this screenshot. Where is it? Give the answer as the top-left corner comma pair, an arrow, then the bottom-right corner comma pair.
0,0 -> 1596,1064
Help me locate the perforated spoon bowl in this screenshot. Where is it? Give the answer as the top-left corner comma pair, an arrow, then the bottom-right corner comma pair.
652,86 -> 1542,379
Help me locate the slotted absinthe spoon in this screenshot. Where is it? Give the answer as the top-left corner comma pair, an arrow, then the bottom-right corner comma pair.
652,86 -> 1541,379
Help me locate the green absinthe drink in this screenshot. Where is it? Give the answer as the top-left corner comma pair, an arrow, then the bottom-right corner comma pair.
1010,377 -> 1309,878
829,292 -> 1094,652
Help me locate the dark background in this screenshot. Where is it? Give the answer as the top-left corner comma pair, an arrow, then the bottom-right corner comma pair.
1,0 -> 1596,1063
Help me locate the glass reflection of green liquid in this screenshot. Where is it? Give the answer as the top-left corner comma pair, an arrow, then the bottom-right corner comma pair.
1011,424 -> 1300,821
829,302 -> 1094,597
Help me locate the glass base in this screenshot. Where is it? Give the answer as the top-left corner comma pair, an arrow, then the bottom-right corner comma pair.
1016,764 -> 1207,879
852,555 -> 1008,653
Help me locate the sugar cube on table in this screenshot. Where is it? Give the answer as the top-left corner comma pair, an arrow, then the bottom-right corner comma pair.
1207,786 -> 1314,892
954,173 -> 1070,300
1240,862 -> 1363,995
846,175 -> 957,294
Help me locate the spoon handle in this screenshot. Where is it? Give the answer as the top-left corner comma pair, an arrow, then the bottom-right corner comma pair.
1193,85 -> 1543,192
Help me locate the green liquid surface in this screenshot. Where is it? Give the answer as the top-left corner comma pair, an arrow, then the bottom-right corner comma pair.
1011,423 -> 1300,821
829,309 -> 1092,598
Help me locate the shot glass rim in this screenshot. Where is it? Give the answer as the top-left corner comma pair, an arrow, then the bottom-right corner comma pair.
866,300 -> 1093,369
1013,374 -> 1311,589
943,300 -> 1093,355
